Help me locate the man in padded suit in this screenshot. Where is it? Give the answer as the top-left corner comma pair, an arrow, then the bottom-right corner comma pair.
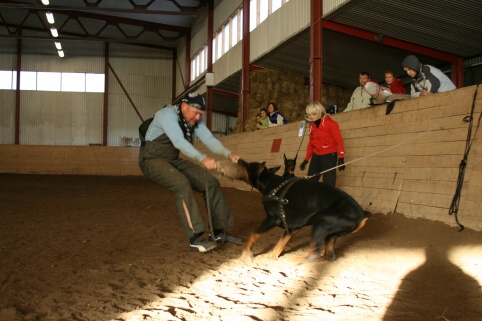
139,92 -> 241,253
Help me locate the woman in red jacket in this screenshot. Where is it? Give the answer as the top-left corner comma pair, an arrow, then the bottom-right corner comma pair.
384,69 -> 407,94
299,101 -> 345,186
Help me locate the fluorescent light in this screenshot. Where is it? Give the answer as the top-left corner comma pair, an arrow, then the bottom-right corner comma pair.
54,42 -> 62,50
50,28 -> 58,37
58,50 -> 64,58
46,12 -> 54,24
41,0 -> 49,5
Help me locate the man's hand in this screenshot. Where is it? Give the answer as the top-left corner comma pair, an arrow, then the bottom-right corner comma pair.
201,157 -> 217,170
300,160 -> 308,171
228,153 -> 240,163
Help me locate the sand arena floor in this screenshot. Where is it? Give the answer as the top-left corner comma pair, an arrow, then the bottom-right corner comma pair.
1,174 -> 481,321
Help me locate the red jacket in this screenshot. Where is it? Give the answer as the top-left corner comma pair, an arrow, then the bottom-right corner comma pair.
305,115 -> 345,161
387,78 -> 407,94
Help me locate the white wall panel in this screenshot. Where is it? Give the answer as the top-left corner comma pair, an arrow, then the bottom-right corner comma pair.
250,0 -> 310,61
213,0 -> 242,31
0,39 -> 17,69
175,43 -> 188,98
191,6 -> 208,57
108,43 -> 173,146
0,91 -> 16,144
19,91 -> 103,145
0,41 -> 17,144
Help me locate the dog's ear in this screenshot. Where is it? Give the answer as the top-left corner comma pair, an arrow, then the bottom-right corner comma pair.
269,165 -> 281,173
257,162 -> 266,176
283,153 -> 287,162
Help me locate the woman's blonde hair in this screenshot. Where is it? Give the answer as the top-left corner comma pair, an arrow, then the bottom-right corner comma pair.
305,101 -> 326,118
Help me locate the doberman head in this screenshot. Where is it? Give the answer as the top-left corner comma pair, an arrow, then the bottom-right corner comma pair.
283,153 -> 297,177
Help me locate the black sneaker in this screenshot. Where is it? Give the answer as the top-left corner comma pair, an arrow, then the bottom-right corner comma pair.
190,238 -> 217,252
212,231 -> 242,244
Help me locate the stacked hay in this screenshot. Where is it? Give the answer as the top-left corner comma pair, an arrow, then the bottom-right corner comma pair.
233,69 -> 353,133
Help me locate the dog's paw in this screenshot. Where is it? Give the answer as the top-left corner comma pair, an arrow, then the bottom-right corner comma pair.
240,251 -> 254,263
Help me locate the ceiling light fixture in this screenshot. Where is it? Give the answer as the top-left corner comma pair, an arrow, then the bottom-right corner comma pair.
46,12 -> 55,24
41,0 -> 49,5
54,42 -> 62,50
50,27 -> 58,37
58,50 -> 64,58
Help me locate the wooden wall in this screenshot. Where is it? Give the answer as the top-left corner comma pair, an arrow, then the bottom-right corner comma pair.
198,85 -> 482,231
0,145 -> 141,176
1,85 -> 481,231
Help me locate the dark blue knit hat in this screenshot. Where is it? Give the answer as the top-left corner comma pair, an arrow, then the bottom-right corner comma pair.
182,92 -> 206,111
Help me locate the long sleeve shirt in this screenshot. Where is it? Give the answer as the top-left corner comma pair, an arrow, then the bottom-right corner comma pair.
145,105 -> 231,162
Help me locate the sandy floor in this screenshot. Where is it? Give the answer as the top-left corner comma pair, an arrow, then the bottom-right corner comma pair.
0,174 -> 481,321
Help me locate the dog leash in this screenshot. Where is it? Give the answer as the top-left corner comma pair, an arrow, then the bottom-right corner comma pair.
303,114 -> 457,180
294,119 -> 309,159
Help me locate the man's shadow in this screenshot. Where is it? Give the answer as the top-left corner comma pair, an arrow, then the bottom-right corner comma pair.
382,244 -> 482,321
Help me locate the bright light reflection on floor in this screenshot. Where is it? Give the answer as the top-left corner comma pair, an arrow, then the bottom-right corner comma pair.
115,248 -> 431,321
448,245 -> 482,284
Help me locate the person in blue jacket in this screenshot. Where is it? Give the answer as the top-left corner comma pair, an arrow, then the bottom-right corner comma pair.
139,92 -> 241,253
267,102 -> 287,126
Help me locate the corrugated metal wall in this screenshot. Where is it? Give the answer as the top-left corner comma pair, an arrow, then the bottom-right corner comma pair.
18,34 -> 106,145
0,39 -> 17,144
0,36 -> 173,146
108,43 -> 173,146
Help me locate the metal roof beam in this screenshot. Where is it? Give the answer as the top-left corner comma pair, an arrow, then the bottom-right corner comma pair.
0,0 -> 198,16
322,20 -> 464,86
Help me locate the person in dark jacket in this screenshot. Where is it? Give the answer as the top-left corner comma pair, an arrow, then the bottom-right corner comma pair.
267,102 -> 287,126
299,101 -> 345,186
401,55 -> 456,98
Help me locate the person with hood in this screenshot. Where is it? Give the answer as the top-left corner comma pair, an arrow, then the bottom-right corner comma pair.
299,101 -> 345,187
401,55 -> 456,98
139,92 -> 241,253
344,72 -> 372,112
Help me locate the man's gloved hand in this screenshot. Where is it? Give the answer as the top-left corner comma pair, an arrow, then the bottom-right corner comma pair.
338,158 -> 345,171
300,160 -> 308,171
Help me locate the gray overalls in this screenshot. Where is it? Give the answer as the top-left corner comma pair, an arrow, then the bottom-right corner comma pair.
139,134 -> 234,240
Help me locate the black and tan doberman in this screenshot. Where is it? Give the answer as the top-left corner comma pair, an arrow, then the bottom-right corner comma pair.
237,159 -> 371,263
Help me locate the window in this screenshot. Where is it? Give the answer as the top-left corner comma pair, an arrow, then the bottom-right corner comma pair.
190,0 -> 290,81
86,73 -> 105,92
224,21 -> 230,53
20,71 -> 37,90
249,0 -> 257,31
217,30 -> 223,59
0,70 -> 105,93
212,35 -> 218,63
0,70 -> 14,89
259,0 -> 268,24
61,73 -> 86,92
231,14 -> 238,46
37,72 -> 61,91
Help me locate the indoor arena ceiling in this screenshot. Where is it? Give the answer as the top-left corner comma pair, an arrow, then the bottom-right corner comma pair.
1,0 -> 482,113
